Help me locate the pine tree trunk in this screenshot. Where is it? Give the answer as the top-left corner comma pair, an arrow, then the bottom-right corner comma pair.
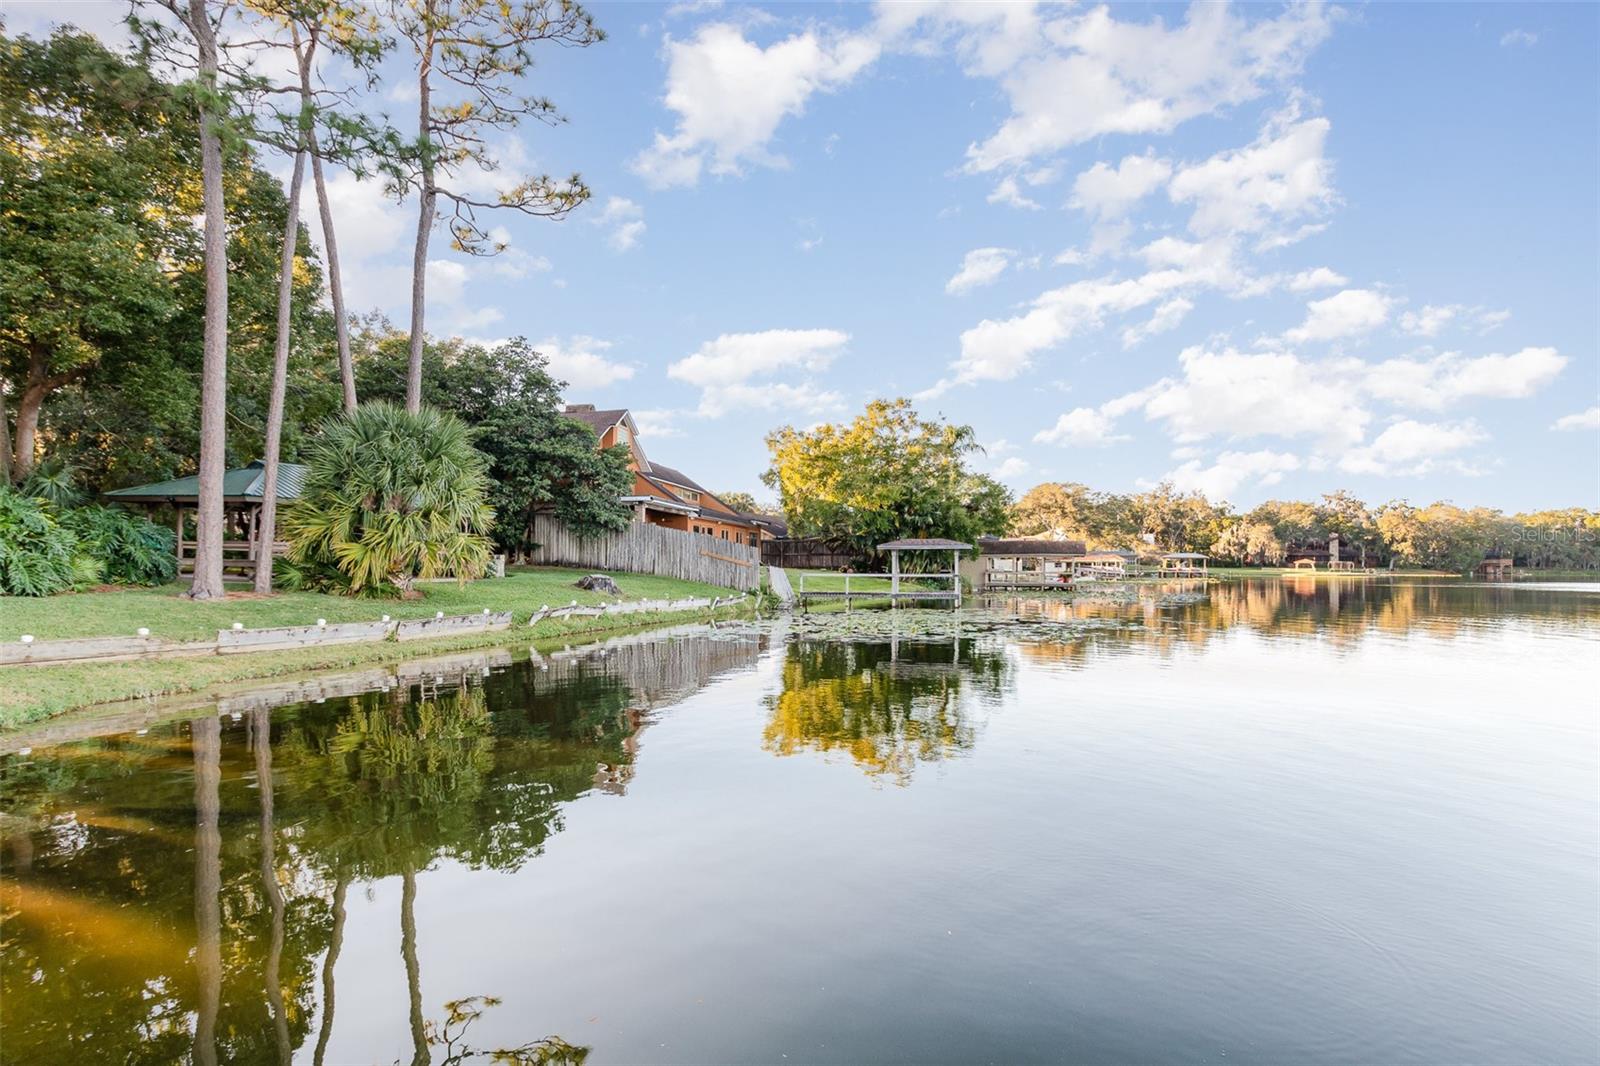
309,138 -> 357,414
405,37 -> 435,415
187,0 -> 229,601
254,148 -> 306,594
294,25 -> 355,415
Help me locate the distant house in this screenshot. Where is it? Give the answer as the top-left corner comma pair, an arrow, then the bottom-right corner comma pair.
562,404 -> 763,546
1477,554 -> 1514,580
1284,532 -> 1366,570
972,536 -> 1086,590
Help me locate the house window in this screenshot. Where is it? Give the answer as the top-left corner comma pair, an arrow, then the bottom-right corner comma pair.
721,530 -> 728,540
614,424 -> 630,446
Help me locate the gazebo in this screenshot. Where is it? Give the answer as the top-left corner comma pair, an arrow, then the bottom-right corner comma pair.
103,460 -> 305,578
878,538 -> 972,604
1159,552 -> 1209,577
1069,551 -> 1131,579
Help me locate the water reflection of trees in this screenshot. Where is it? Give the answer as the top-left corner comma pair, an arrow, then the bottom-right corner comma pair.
988,577 -> 1600,667
0,632 -> 765,1064
763,637 -> 1009,785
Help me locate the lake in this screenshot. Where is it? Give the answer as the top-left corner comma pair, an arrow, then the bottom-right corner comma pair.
2,577 -> 1597,1065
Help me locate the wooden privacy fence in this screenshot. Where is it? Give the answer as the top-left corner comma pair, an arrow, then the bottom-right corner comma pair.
760,537 -> 856,571
525,514 -> 760,591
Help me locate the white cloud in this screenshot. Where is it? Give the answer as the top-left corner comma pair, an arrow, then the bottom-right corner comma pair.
1500,29 -> 1538,47
1284,287 -> 1392,344
1034,407 -> 1129,447
631,23 -> 878,187
1339,419 -> 1487,476
1552,406 -> 1600,432
631,408 -> 684,439
1070,152 -> 1172,219
1166,449 -> 1301,500
1477,309 -> 1511,333
668,328 -> 848,416
1168,110 -> 1336,245
991,456 -> 1031,480
1141,345 -> 1370,448
534,335 -> 636,390
1121,296 -> 1194,348
946,247 -> 1014,294
1366,347 -> 1568,409
1398,303 -> 1513,338
888,2 -> 1332,173
987,176 -> 1042,210
930,240 -> 1257,392
593,197 -> 646,251
1398,304 -> 1458,337
1287,267 -> 1348,292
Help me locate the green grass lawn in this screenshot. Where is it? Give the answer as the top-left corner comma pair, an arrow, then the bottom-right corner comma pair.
0,566 -> 735,643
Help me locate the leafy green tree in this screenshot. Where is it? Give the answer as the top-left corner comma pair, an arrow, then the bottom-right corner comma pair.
0,30 -> 189,480
1210,519 -> 1285,566
717,491 -> 760,515
283,402 -> 493,595
1375,500 -> 1501,573
1010,482 -> 1139,546
764,398 -> 1012,565
354,327 -> 632,553
389,0 -> 604,412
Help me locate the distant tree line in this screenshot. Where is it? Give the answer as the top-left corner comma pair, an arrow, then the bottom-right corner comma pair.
1012,482 -> 1600,573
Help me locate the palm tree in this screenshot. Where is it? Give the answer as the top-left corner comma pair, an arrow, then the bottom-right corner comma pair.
283,402 -> 493,595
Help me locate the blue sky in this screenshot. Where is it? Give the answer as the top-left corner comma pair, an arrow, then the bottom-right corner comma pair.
14,1 -> 1599,510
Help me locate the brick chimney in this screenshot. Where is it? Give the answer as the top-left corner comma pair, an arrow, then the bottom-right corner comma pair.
564,403 -> 595,412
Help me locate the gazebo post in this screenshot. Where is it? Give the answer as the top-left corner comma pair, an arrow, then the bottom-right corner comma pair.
174,505 -> 185,570
890,549 -> 900,597
952,549 -> 961,606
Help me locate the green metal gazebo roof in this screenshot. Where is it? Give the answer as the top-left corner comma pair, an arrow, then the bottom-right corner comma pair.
105,461 -> 307,504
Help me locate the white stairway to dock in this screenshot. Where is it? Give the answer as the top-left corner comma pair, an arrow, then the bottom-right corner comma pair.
767,565 -> 797,606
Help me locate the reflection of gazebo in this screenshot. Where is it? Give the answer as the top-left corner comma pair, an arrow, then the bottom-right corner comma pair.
104,461 -> 304,578
1159,552 -> 1209,577
878,538 -> 972,604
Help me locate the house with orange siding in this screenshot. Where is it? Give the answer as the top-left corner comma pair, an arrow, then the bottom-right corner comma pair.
562,405 -> 767,547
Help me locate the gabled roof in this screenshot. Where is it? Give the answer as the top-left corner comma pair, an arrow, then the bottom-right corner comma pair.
744,513 -> 788,536
878,538 -> 973,550
105,461 -> 307,503
647,462 -> 712,496
562,405 -> 650,471
561,405 -> 629,435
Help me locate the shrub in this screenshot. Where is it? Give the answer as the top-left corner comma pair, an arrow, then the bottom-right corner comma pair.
283,402 -> 494,596
61,504 -> 177,586
0,490 -> 77,596
0,487 -> 177,597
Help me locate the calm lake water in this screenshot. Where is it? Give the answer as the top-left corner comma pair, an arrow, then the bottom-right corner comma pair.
2,578 -> 1597,1065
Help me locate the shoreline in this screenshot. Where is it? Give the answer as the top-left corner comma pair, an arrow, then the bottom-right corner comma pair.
0,599 -> 753,734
